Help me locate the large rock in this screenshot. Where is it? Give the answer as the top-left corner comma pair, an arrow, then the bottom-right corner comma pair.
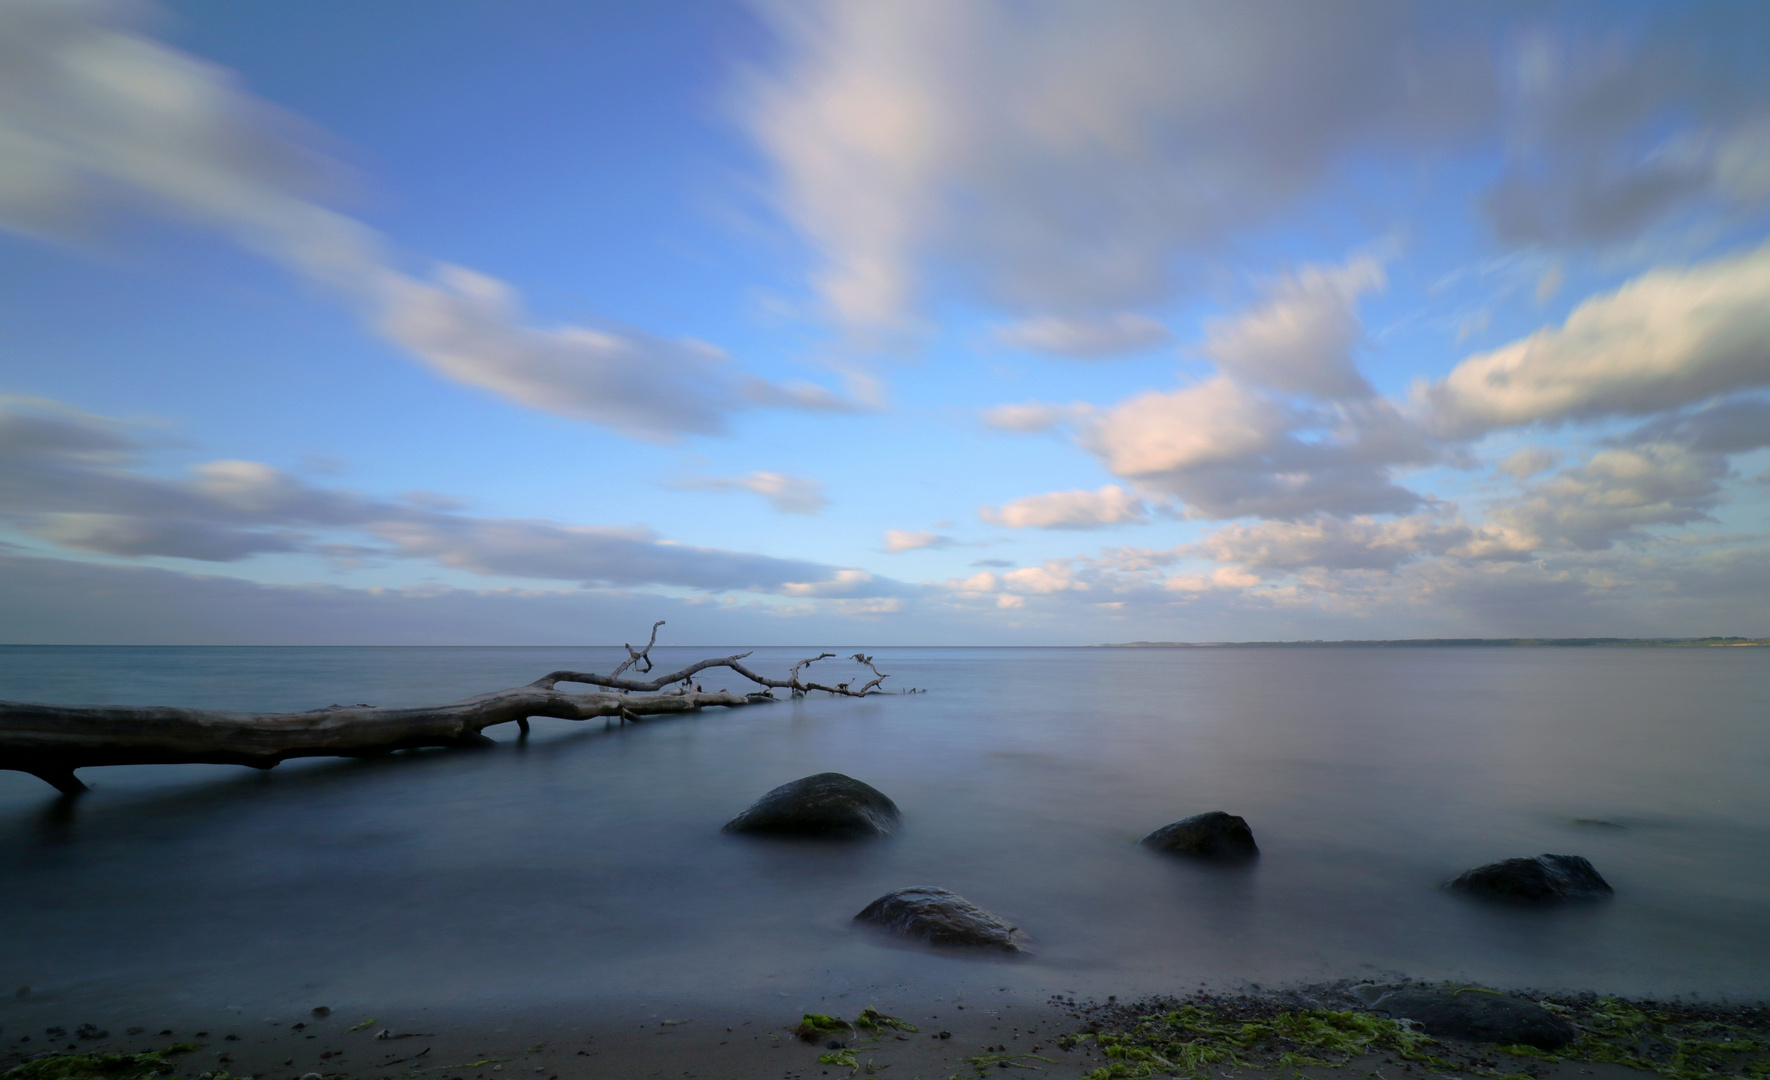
853,886 -> 1027,952
1140,811 -> 1259,861
722,772 -> 900,838
1362,987 -> 1576,1050
1445,854 -> 1613,902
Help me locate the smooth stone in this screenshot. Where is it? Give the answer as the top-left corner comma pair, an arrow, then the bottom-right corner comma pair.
722,772 -> 900,837
1445,853 -> 1613,902
1363,987 -> 1577,1049
1140,811 -> 1259,861
853,886 -> 1027,952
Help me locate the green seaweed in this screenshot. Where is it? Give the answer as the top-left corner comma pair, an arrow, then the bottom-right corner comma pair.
345,1018 -> 377,1033
3,1051 -> 182,1080
1062,1005 -> 1442,1080
853,1007 -> 918,1035
1488,998 -> 1769,1080
819,1048 -> 859,1068
949,1051 -> 1056,1078
795,1013 -> 853,1042
1065,995 -> 1770,1080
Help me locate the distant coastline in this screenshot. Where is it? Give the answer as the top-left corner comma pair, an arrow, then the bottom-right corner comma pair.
1094,636 -> 1770,648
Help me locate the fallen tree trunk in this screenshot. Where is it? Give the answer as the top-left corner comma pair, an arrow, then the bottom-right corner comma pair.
0,628 -> 907,795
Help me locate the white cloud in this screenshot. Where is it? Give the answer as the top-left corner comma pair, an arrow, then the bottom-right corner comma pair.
670,470 -> 829,514
747,0 -> 1493,330
1080,377 -> 1430,519
1202,258 -> 1384,399
993,313 -> 1171,358
883,529 -> 954,553
0,0 -> 852,440
1086,376 -> 1285,476
980,485 -> 1147,530
1422,240 -> 1770,437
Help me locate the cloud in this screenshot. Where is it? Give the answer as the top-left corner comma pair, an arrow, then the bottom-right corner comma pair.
1202,258 -> 1384,399
980,255 -> 1432,522
1620,397 -> 1770,455
1474,442 -> 1728,555
0,551 -> 930,645
1081,377 -> 1431,519
0,0 -> 853,440
1482,17 -> 1770,248
883,529 -> 954,553
746,1 -> 1493,330
993,313 -> 1172,358
1496,447 -> 1560,480
1421,241 -> 1770,437
0,397 -> 896,595
980,485 -> 1147,530
670,470 -> 829,514
1187,513 -> 1473,572
26,513 -> 302,562
366,516 -> 852,592
980,401 -> 1090,434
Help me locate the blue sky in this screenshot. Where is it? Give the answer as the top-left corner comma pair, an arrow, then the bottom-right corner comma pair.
2,0 -> 1769,644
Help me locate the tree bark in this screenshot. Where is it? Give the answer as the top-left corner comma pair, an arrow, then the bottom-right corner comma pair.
0,639 -> 903,795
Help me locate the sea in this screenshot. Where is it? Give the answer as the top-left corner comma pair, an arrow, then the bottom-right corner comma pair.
1,644 -> 1767,1024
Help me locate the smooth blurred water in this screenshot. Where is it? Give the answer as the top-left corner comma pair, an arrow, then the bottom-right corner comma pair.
1,644 -> 1767,1019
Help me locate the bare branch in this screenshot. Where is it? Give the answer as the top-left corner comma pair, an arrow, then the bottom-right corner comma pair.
610,619 -> 666,679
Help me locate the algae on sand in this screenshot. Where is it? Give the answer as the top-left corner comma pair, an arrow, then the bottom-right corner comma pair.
1498,997 -> 1770,1080
4,1049 -> 192,1080
1061,1004 -> 1441,1080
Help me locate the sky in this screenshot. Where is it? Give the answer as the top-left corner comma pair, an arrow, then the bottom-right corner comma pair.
2,0 -> 1769,645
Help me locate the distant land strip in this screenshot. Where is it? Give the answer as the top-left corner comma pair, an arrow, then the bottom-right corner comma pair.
1094,636 -> 1770,648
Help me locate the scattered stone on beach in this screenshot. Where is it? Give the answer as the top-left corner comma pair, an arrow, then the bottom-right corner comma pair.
1444,853 -> 1613,902
722,772 -> 901,838
1139,811 -> 1259,861
1361,986 -> 1577,1049
853,886 -> 1027,952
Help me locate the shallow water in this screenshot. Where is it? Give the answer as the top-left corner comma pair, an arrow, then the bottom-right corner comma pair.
2,645 -> 1767,1021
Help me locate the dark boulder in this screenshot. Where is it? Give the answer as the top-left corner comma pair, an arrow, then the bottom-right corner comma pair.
1362,987 -> 1576,1050
1445,854 -> 1613,902
723,772 -> 901,838
853,886 -> 1027,952
1140,811 -> 1259,861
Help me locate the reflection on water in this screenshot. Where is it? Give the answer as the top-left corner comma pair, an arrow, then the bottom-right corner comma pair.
1,644 -> 1767,1019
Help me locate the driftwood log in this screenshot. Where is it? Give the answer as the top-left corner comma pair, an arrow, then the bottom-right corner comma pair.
0,623 -> 908,796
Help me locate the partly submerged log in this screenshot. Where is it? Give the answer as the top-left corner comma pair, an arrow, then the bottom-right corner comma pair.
0,624 -> 909,795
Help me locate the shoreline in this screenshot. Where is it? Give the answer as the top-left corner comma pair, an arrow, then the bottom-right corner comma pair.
7,979 -> 1766,1080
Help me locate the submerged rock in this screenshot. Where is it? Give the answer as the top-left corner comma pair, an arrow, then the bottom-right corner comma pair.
722,772 -> 900,838
853,886 -> 1027,952
1445,854 -> 1613,902
1140,811 -> 1259,861
1362,986 -> 1576,1050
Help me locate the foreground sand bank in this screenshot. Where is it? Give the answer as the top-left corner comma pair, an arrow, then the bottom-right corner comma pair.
5,981 -> 1766,1080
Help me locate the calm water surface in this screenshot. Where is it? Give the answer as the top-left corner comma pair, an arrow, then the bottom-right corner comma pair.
1,645 -> 1767,1020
